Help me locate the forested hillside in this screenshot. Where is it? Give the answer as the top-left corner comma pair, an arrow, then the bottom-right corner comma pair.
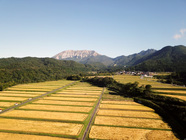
0,57 -> 91,90
134,45 -> 186,72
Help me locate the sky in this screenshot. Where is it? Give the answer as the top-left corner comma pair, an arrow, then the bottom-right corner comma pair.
0,0 -> 186,58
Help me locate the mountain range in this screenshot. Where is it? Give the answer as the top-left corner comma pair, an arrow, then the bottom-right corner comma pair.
53,49 -> 156,66
53,45 -> 186,72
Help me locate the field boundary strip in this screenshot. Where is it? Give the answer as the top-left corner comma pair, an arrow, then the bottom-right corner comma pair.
81,87 -> 105,140
0,81 -> 78,115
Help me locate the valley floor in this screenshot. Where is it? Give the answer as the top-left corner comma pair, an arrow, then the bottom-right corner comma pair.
0,79 -> 180,140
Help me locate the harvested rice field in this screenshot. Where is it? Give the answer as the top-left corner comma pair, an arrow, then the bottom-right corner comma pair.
44,96 -> 97,102
0,118 -> 83,136
0,132 -> 74,140
94,116 -> 171,129
19,104 -> 92,113
1,110 -> 88,122
89,126 -> 178,140
97,109 -> 161,119
33,99 -> 95,106
100,104 -> 154,111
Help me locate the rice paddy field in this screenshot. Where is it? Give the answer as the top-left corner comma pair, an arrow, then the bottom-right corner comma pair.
114,75 -> 186,101
0,80 -> 73,111
0,80 -> 103,139
0,77 -> 180,139
88,88 -> 178,140
0,132 -> 74,140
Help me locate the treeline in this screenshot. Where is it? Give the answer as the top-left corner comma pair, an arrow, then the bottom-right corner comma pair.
84,77 -> 186,139
0,57 -> 92,90
154,72 -> 186,86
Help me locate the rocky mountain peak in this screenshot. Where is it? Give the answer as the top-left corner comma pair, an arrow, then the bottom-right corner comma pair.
53,50 -> 100,60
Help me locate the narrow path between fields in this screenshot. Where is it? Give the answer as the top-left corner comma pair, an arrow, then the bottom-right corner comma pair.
81,87 -> 105,140
0,81 -> 77,114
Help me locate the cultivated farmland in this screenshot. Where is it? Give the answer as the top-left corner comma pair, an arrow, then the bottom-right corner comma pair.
88,88 -> 178,140
114,74 -> 186,101
0,81 -> 103,139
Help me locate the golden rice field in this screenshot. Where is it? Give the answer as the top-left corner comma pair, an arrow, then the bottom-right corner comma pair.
100,104 -> 154,111
44,96 -> 97,102
7,88 -> 52,92
114,75 -> 186,101
97,109 -> 161,119
159,94 -> 186,101
0,118 -> 83,136
9,80 -> 73,87
51,94 -> 99,98
0,93 -> 37,97
94,116 -> 170,129
114,75 -> 185,89
1,91 -> 46,94
101,100 -> 139,105
0,102 -> 18,107
58,91 -> 101,95
0,80 -> 104,139
0,132 -> 74,140
89,126 -> 178,140
6,80 -> 73,91
155,90 -> 186,94
60,90 -> 101,93
65,87 -> 102,90
0,96 -> 28,101
1,110 -> 88,122
33,99 -> 95,106
19,104 -> 92,113
88,86 -> 178,139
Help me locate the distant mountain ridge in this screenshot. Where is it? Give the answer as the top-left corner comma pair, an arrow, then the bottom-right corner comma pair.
113,49 -> 156,66
53,50 -> 100,60
53,45 -> 186,71
53,49 -> 156,67
134,45 -> 186,72
53,50 -> 114,66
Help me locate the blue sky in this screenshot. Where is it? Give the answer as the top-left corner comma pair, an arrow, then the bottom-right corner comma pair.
0,0 -> 186,58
